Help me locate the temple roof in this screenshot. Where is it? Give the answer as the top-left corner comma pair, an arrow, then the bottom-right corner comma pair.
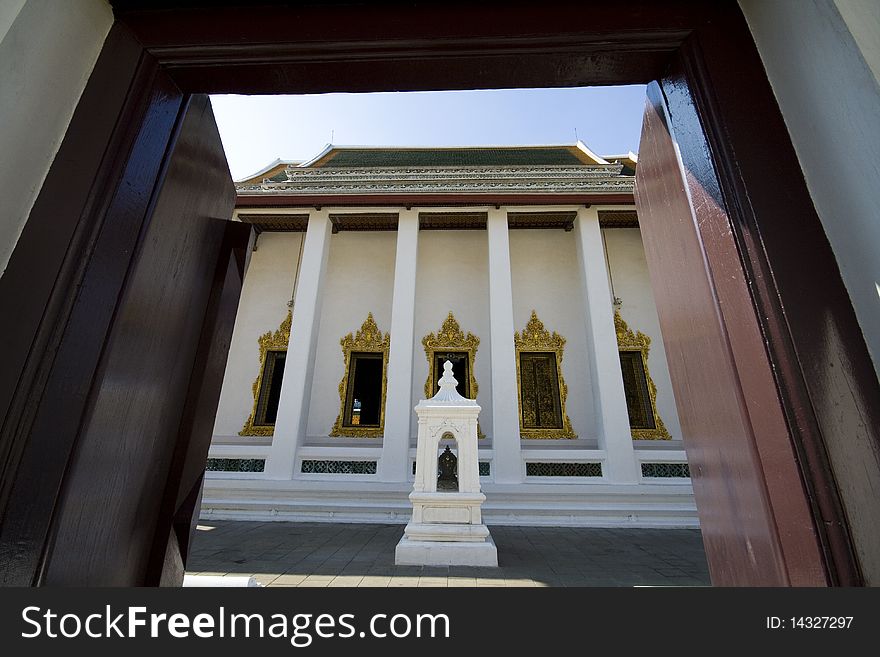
234,143 -> 636,199
238,142 -> 626,182
304,144 -> 601,169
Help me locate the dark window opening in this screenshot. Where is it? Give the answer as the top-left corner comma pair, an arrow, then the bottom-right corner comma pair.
344,352 -> 383,427
255,350 -> 286,425
432,351 -> 471,398
519,352 -> 563,429
619,350 -> 656,430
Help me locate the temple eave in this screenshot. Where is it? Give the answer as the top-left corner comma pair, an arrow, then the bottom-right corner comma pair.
235,192 -> 636,208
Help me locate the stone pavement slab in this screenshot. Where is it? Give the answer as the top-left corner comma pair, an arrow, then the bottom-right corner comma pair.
186,521 -> 711,587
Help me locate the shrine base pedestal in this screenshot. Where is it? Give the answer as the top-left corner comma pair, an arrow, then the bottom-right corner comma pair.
395,535 -> 498,567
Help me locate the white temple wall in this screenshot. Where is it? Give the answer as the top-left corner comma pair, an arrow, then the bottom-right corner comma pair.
602,227 -> 683,442
306,231 -> 396,440
204,217 -> 697,526
508,229 -> 596,440
211,221 -> 684,450
212,231 -> 302,437
412,230 -> 492,441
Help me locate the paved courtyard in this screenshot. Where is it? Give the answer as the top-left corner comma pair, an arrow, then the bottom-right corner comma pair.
186,521 -> 711,587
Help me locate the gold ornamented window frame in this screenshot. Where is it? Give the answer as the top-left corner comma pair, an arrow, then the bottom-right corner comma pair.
421,312 -> 485,439
514,311 -> 577,439
240,310 -> 291,436
614,310 -> 671,440
422,311 -> 480,400
330,313 -> 390,438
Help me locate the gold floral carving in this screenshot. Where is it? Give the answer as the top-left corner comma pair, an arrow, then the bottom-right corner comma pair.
514,311 -> 577,439
239,310 -> 292,436
330,313 -> 390,438
614,310 -> 670,440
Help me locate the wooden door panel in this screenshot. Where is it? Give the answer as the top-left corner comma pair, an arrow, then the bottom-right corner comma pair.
149,221 -> 250,585
634,83 -> 826,586
37,95 -> 242,585
0,39 -> 187,586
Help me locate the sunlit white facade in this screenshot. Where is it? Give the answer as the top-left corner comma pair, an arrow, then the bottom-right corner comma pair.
204,144 -> 697,527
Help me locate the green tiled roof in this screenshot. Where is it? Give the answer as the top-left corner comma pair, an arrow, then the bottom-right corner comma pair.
317,147 -> 587,167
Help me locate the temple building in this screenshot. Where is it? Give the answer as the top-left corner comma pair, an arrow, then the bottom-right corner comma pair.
204,143 -> 697,527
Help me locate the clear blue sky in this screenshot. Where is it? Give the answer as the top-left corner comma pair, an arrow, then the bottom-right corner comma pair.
210,85 -> 647,180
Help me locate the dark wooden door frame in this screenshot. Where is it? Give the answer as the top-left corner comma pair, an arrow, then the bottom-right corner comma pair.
0,0 -> 875,585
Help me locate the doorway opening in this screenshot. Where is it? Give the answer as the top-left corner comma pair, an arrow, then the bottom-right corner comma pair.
193,85 -> 707,586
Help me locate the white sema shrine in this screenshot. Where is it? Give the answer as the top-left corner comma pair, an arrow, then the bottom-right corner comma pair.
204,143 -> 697,532
396,360 -> 497,566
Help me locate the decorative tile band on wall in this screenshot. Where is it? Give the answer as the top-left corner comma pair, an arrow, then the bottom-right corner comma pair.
525,462 -> 602,477
205,458 -> 266,472
301,460 -> 378,475
641,463 -> 691,478
412,461 -> 491,476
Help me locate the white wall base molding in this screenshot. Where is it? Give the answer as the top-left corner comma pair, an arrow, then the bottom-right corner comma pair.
200,478 -> 698,528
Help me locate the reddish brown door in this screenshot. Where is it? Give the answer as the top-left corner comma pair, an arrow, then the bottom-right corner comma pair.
634,83 -> 827,586
0,92 -> 249,586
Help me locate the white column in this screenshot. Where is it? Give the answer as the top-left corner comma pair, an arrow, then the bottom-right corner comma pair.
264,209 -> 332,479
487,207 -> 523,484
574,206 -> 639,483
380,209 -> 419,482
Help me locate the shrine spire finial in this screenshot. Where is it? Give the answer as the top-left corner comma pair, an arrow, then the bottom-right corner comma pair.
420,360 -> 476,406
438,360 -> 458,391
